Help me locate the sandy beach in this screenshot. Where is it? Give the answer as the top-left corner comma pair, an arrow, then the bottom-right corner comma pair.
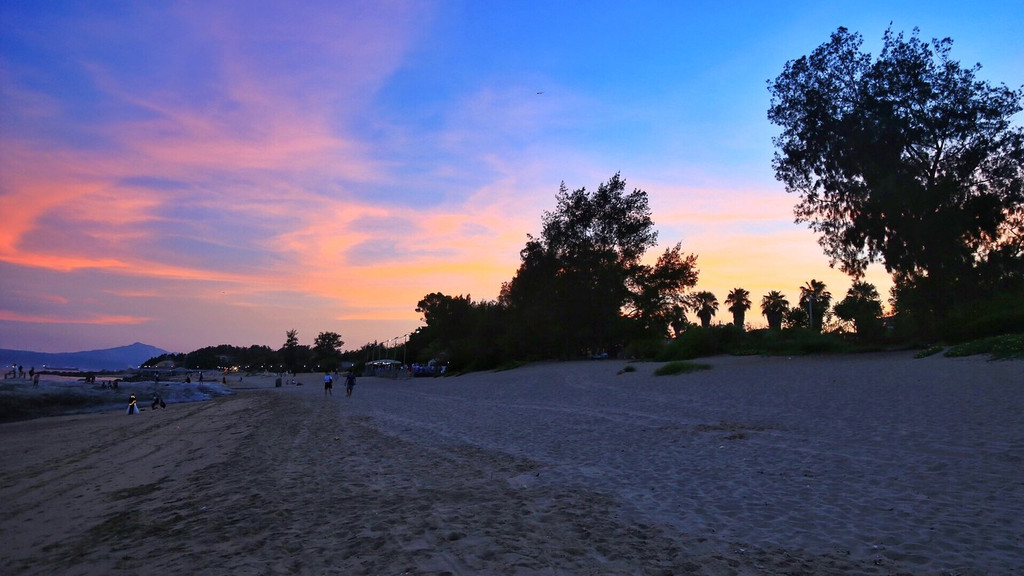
1,352 -> 1021,575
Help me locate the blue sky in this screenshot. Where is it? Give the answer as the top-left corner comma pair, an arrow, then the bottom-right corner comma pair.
1,1 -> 1021,353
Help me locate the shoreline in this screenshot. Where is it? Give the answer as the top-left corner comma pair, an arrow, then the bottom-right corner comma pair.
0,372 -> 270,423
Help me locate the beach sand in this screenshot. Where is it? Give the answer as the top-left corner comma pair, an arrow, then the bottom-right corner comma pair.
1,353 -> 1021,575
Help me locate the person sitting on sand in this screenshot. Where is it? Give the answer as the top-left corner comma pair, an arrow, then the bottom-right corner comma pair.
127,393 -> 139,415
151,394 -> 165,410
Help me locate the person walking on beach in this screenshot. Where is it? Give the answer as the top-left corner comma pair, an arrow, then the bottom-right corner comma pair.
126,393 -> 139,415
324,373 -> 333,397
345,371 -> 356,397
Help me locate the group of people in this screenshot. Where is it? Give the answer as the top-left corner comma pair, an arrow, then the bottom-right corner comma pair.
324,371 -> 356,397
125,393 -> 166,415
5,365 -> 40,386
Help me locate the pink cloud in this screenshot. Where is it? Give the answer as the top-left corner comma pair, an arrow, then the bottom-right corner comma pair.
0,310 -> 150,325
1,2 -> 913,352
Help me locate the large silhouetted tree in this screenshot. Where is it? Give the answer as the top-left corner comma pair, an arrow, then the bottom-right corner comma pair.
834,281 -> 884,339
768,27 -> 1024,326
626,242 -> 700,338
414,292 -> 505,369
415,293 -> 474,360
500,173 -> 697,356
280,329 -> 305,373
313,331 -> 345,371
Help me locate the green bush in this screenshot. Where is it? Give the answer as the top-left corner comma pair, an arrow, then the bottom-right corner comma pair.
656,324 -> 745,360
654,361 -> 711,375
623,337 -> 670,360
653,326 -> 854,360
914,345 -> 945,358
941,308 -> 1024,344
945,333 -> 1024,359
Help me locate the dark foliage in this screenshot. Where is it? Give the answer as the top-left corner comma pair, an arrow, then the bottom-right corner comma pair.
499,174 -> 698,360
658,326 -> 855,360
313,331 -> 345,372
833,281 -> 885,341
768,26 -> 1024,329
143,344 -> 279,371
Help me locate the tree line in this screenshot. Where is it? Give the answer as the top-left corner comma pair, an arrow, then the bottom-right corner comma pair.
404,177 -> 898,371
407,26 -> 1022,370
143,330 -> 347,374
146,26 -> 1021,374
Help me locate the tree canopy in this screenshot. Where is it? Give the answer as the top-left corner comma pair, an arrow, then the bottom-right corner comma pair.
725,288 -> 752,328
313,331 -> 345,371
692,291 -> 719,328
798,279 -> 832,333
761,291 -> 790,331
768,27 -> 1024,321
499,173 -> 698,357
834,281 -> 884,339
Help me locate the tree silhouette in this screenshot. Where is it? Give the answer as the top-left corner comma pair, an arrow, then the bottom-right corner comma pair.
627,242 -> 700,338
313,331 -> 345,371
834,281 -> 884,339
280,329 -> 305,373
769,26 -> 1024,326
799,280 -> 832,332
693,291 -> 719,328
761,291 -> 790,331
725,288 -> 752,329
500,173 -> 696,357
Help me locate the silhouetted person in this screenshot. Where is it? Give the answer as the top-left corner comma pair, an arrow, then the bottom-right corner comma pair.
345,371 -> 356,397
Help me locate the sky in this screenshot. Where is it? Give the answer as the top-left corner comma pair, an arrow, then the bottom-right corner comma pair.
1,1 -> 1022,354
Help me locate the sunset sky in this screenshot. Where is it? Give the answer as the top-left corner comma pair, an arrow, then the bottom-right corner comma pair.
2,1 -> 1022,354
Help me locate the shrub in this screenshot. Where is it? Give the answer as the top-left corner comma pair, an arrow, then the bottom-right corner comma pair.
654,361 -> 711,375
945,333 -> 1024,359
914,345 -> 945,358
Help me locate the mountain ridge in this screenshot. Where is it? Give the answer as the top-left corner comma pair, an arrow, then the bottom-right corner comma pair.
0,342 -> 168,372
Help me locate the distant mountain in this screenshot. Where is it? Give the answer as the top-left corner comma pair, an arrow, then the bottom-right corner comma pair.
0,342 -> 168,372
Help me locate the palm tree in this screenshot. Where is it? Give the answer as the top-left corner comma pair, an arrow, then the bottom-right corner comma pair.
668,304 -> 689,337
693,291 -> 719,328
761,291 -> 790,330
725,288 -> 752,329
799,279 -> 832,332
834,281 -> 883,338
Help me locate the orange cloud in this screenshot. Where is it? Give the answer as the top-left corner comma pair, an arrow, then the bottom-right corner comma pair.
0,310 -> 151,325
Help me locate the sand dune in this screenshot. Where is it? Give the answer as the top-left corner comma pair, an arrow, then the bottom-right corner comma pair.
1,353 -> 1021,575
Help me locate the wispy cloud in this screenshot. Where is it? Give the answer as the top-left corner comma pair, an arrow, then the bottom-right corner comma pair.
1,2 -> 1014,351
0,310 -> 150,325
